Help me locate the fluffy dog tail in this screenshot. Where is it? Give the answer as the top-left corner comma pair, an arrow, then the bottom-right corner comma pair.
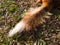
8,7 -> 52,37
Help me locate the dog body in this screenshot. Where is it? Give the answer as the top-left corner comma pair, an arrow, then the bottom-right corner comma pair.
37,0 -> 60,11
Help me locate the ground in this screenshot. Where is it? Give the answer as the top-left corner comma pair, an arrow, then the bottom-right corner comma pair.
0,0 -> 60,45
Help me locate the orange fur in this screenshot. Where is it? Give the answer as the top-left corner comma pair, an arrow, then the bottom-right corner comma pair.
37,0 -> 60,11
19,8 -> 51,31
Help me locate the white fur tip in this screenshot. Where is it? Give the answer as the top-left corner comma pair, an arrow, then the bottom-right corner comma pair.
8,21 -> 26,37
8,30 -> 14,37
